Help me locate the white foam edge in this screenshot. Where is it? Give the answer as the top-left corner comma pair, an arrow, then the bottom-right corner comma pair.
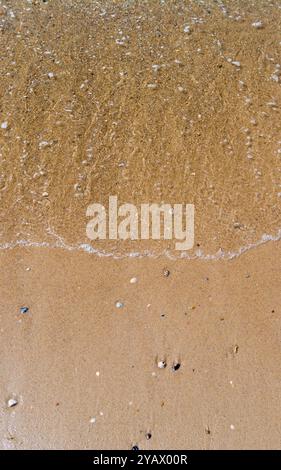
0,228 -> 281,260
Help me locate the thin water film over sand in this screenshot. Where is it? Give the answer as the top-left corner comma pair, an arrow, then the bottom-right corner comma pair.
0,0 -> 280,258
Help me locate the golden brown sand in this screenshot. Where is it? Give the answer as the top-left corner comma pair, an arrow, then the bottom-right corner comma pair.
0,0 -> 281,450
0,0 -> 280,256
1,242 -> 281,449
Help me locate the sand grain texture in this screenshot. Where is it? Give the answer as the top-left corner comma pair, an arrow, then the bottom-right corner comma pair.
0,242 -> 281,449
0,0 -> 281,450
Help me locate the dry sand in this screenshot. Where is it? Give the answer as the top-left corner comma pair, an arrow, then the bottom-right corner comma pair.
0,0 -> 281,450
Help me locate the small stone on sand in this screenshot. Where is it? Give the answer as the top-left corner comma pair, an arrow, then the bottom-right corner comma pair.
157,360 -> 167,369
20,306 -> 29,314
7,398 -> 18,408
147,83 -> 158,89
172,362 -> 181,371
115,301 -> 124,308
163,268 -> 170,277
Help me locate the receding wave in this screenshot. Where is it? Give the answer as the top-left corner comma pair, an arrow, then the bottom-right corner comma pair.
0,0 -> 280,258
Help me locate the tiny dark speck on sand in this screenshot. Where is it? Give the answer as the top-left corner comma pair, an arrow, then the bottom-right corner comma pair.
20,307 -> 29,314
132,445 -> 139,450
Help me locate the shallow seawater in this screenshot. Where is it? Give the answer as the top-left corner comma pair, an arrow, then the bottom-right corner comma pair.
0,0 -> 280,258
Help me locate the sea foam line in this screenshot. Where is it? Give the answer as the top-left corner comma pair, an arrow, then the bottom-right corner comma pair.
0,228 -> 281,260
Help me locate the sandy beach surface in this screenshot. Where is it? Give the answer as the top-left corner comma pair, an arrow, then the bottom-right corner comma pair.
0,0 -> 281,450
1,241 -> 281,450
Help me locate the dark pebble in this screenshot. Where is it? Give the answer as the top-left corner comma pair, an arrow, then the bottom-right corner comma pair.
172,362 -> 181,371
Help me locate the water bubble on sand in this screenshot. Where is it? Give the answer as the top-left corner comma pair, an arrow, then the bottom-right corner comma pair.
115,301 -> 124,308
271,74 -> 280,83
90,417 -> 96,424
39,141 -> 50,149
115,38 -> 125,46
152,64 -> 160,72
130,277 -> 138,284
183,25 -> 191,34
267,101 -> 277,108
47,72 -> 54,79
147,83 -> 158,89
172,362 -> 181,371
252,20 -> 263,29
1,121 -> 8,129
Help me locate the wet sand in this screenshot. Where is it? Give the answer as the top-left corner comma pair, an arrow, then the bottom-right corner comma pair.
0,0 -> 281,256
0,0 -> 281,450
1,241 -> 281,450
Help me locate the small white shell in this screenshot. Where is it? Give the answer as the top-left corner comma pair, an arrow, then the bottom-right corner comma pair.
7,398 -> 18,408
157,360 -> 167,369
